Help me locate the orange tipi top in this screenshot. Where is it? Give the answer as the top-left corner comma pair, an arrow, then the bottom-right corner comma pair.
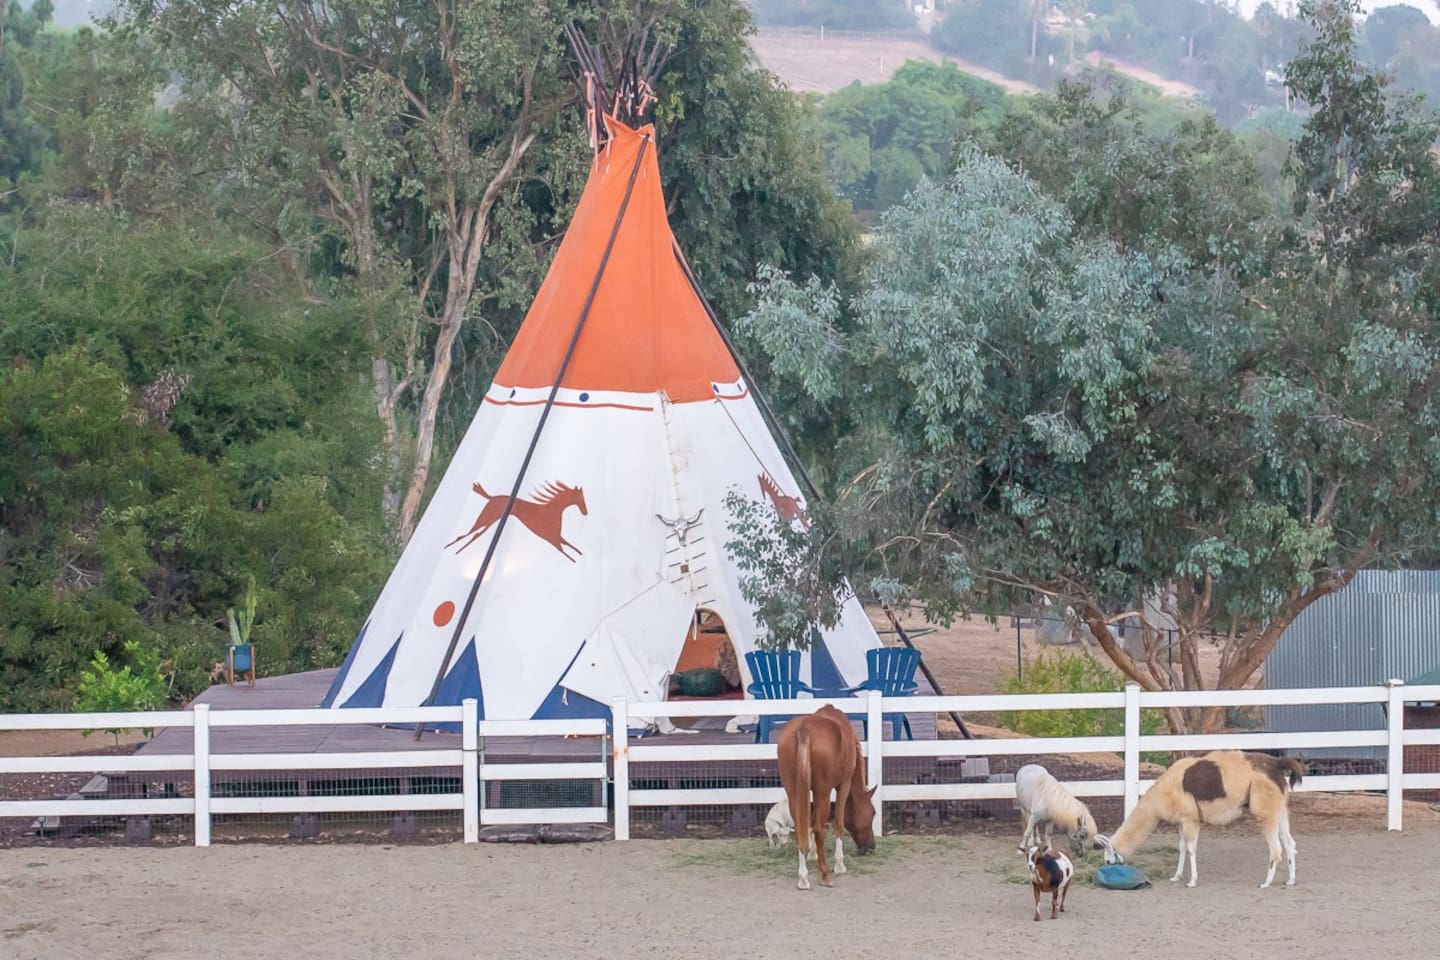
494,119 -> 741,403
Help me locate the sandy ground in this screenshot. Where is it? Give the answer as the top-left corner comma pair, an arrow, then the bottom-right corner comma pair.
3,823 -> 1437,960
750,30 -> 1039,95
1083,50 -> 1203,98
0,730 -> 144,758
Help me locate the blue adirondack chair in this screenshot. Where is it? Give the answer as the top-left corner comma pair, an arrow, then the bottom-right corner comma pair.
744,650 -> 816,744
848,646 -> 921,740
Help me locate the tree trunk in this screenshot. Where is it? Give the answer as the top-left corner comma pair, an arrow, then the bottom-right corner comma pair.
398,294 -> 468,541
395,129 -> 538,543
371,354 -> 404,522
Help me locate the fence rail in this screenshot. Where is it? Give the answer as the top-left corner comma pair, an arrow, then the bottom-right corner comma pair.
3,681 -> 1439,846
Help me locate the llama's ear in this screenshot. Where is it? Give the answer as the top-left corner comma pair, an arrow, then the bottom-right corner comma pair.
867,785 -> 878,799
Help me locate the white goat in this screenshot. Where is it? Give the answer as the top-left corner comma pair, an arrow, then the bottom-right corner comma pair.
765,799 -> 794,848
1015,763 -> 1100,859
765,799 -> 816,859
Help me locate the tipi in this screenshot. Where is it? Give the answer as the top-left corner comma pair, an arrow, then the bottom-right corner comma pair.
321,109 -> 882,729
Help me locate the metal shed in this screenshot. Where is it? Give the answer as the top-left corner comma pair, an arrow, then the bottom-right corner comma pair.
1263,570 -> 1440,760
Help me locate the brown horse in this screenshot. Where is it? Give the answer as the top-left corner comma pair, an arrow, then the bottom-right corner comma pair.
444,481 -> 588,561
777,704 -> 877,889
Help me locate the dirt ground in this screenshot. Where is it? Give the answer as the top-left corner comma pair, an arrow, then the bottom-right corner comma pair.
3,820 -> 1437,960
0,730 -> 144,758
865,605 -> 1236,697
750,30 -> 1039,95
1083,50 -> 1203,98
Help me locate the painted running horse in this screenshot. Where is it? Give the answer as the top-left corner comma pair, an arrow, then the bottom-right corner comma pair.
759,474 -> 810,529
444,481 -> 588,561
777,704 -> 876,889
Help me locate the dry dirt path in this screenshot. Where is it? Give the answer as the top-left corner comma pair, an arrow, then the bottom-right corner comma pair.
2,825 -> 1434,960
750,31 -> 1038,95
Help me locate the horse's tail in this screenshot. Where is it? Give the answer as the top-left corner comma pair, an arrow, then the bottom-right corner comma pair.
1282,757 -> 1305,790
794,726 -> 812,855
472,482 -> 493,500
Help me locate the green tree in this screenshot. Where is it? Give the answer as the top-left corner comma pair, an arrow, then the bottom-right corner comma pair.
0,0 -> 54,194
121,0 -> 858,544
805,61 -> 1008,213
984,79 -> 1271,273
0,212 -> 390,710
733,7 -> 1440,731
75,641 -> 167,745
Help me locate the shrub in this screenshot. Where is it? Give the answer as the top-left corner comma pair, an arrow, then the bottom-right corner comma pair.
75,641 -> 168,745
1000,648 -> 1164,748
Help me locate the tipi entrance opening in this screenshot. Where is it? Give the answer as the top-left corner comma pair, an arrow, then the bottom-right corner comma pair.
669,609 -> 743,701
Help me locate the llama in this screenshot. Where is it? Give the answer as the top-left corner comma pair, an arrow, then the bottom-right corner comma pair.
1015,763 -> 1100,859
1095,750 -> 1304,888
1027,845 -> 1074,921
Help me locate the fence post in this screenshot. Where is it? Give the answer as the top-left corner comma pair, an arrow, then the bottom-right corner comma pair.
865,690 -> 884,837
462,698 -> 479,843
612,698 -> 630,841
193,703 -> 211,847
1387,678 -> 1405,832
1123,683 -> 1141,818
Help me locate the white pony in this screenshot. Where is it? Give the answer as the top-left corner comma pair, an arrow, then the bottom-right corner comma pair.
1015,763 -> 1100,859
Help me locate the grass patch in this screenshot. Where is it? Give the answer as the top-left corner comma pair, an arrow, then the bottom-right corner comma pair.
669,834 -> 966,877
988,845 -> 1176,888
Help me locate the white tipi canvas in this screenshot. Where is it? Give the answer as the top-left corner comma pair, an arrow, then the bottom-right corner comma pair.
321,117 -> 881,727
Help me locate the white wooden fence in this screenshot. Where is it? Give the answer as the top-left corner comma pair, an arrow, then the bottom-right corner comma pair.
610,680 -> 1440,839
2,682 -> 1439,846
0,700 -> 606,845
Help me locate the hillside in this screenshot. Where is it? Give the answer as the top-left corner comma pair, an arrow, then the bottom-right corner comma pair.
751,27 -> 1038,95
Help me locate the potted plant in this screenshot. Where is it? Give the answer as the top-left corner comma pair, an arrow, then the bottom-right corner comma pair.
226,577 -> 258,686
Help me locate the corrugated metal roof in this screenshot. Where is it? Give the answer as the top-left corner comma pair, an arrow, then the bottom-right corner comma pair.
1264,570 -> 1440,760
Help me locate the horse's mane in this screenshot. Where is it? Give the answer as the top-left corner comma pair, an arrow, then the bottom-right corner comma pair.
758,474 -> 784,499
532,481 -> 578,504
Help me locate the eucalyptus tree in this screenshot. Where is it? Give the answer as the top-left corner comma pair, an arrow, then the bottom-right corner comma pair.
733,2 -> 1440,732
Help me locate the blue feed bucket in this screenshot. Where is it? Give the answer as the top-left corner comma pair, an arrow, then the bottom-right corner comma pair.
1094,864 -> 1152,889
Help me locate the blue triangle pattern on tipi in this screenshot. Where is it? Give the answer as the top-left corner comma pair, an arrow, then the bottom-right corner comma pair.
320,620 -> 370,708
422,639 -> 486,732
532,646 -> 611,726
808,628 -> 847,696
339,634 -> 402,708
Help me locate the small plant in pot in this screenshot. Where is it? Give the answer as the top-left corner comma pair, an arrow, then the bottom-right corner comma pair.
226,577 -> 258,684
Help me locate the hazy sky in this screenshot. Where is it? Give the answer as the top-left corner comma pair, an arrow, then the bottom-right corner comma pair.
1236,0 -> 1440,24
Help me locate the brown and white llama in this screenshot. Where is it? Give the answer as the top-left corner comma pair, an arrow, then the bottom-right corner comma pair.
1095,750 -> 1304,889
